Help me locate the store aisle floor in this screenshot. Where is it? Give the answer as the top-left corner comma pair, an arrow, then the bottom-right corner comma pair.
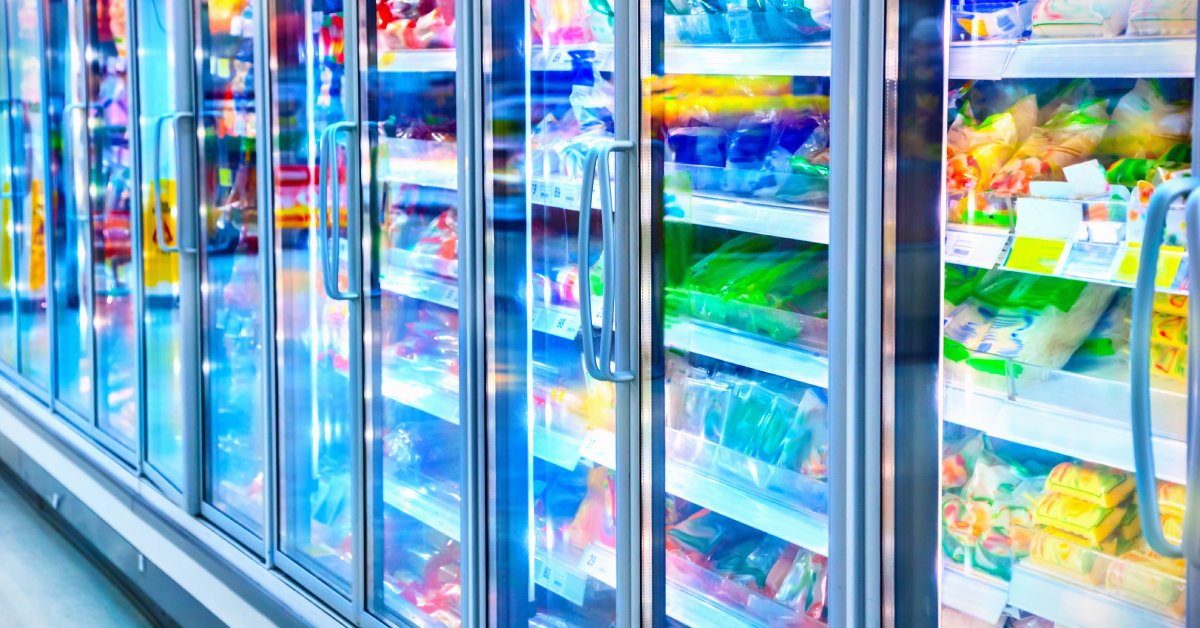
0,473 -> 153,627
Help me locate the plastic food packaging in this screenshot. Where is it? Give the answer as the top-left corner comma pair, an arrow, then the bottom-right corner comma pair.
988,100 -> 1112,197
1045,462 -> 1134,507
1034,492 -> 1129,545
1157,480 -> 1187,517
1126,0 -> 1197,35
1106,549 -> 1187,617
1029,527 -> 1109,584
764,0 -> 832,41
774,551 -> 828,618
1031,0 -> 1134,37
1098,80 -> 1192,161
945,272 -> 1118,369
951,0 -> 1035,39
946,97 -> 1037,223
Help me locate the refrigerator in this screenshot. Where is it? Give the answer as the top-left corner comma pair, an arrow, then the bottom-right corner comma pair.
885,1 -> 1200,626
482,0 -> 849,623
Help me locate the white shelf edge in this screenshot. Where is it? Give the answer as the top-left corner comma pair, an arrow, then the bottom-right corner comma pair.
950,37 -> 1196,79
668,195 -> 830,244
665,45 -> 831,76
378,49 -> 457,73
665,580 -> 761,628
664,321 -> 829,387
944,385 -> 1187,484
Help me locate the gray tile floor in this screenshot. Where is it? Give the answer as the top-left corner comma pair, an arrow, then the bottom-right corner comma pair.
0,476 -> 152,627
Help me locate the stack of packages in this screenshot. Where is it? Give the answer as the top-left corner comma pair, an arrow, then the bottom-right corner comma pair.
1029,464 -> 1188,617
1066,291 -> 1187,382
1149,293 -> 1188,381
941,433 -> 1049,580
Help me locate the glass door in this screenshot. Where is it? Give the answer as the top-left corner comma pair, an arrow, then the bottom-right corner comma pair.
196,0 -> 267,540
6,0 -> 51,393
645,0 -> 835,624
361,2 -> 468,626
933,9 -> 1199,628
268,0 -> 362,607
45,0 -> 94,422
485,0 -> 639,620
84,0 -> 138,453
134,0 -> 197,492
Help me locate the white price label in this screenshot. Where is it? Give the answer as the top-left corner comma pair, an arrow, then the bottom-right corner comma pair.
548,309 -> 580,339
579,543 -> 617,588
579,429 -> 616,469
429,283 -> 458,307
534,556 -> 587,606
945,231 -> 1007,269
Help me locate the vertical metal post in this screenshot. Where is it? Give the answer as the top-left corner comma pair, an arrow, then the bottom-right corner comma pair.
252,0 -> 279,568
832,0 -> 886,621
456,0 -> 487,621
126,0 -> 148,474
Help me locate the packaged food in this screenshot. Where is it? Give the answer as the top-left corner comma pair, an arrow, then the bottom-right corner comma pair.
1155,293 -> 1189,317
1031,0 -> 1134,37
988,100 -> 1112,197
1157,480 -> 1186,517
1127,0 -> 1197,35
764,0 -> 832,41
667,508 -> 751,562
1035,492 -> 1129,545
775,388 -> 828,478
946,272 -> 1118,369
951,0 -> 1035,39
1045,462 -> 1135,507
1161,513 -> 1183,545
1151,343 -> 1187,381
1151,311 -> 1188,348
774,551 -> 828,618
946,99 -> 1034,223
1098,80 -> 1191,161
1028,527 -> 1108,584
1106,550 -> 1187,617
721,381 -> 776,457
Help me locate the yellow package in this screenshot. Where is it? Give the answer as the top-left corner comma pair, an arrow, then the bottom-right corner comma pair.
1157,481 -> 1186,518
1161,514 -> 1183,546
1154,293 -> 1188,317
1151,344 -> 1186,382
1035,492 -> 1127,545
1046,462 -> 1135,507
1028,528 -> 1108,585
1151,312 -> 1188,349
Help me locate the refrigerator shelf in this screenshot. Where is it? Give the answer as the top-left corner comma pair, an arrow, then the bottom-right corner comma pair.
944,362 -> 1188,483
1008,563 -> 1182,627
665,44 -> 831,76
665,321 -> 829,387
530,43 -> 831,76
377,49 -> 457,73
382,480 -> 461,542
531,174 -> 602,211
336,364 -> 461,425
667,194 -> 830,244
380,272 -> 459,310
665,550 -> 825,628
942,565 -> 1010,625
945,224 -> 1190,295
949,37 -> 1196,80
533,547 -> 595,607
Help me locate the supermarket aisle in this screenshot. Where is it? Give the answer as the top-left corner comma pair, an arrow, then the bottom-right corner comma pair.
0,473 -> 153,627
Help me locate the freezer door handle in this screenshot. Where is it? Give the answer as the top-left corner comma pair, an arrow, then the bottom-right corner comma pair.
1130,176 -> 1200,562
577,140 -> 635,383
150,112 -> 194,254
317,121 -> 360,301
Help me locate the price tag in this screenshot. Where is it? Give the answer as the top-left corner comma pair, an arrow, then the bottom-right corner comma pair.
428,282 -> 458,308
1113,244 -> 1184,289
1003,237 -> 1068,276
219,167 -> 233,187
217,57 -> 231,79
547,308 -> 580,339
945,231 -> 1007,269
560,182 -> 579,210
579,543 -> 617,588
579,429 -> 616,469
534,556 -> 587,606
1014,197 -> 1083,240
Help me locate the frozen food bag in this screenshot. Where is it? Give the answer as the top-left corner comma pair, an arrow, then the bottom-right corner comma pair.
951,0 -> 1036,39
1029,528 -> 1108,584
727,536 -> 789,589
1127,0 -> 1197,35
1155,292 -> 1189,317
700,373 -> 735,444
668,126 -> 729,167
667,509 -> 752,562
1031,0 -> 1133,37
775,387 -> 829,478
988,100 -> 1112,197
971,273 -> 1118,369
1045,462 -> 1135,507
1098,80 -> 1192,160
765,0 -> 833,40
774,551 -> 828,619
1151,343 -> 1187,381
1034,492 -> 1129,545
724,0 -> 771,43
